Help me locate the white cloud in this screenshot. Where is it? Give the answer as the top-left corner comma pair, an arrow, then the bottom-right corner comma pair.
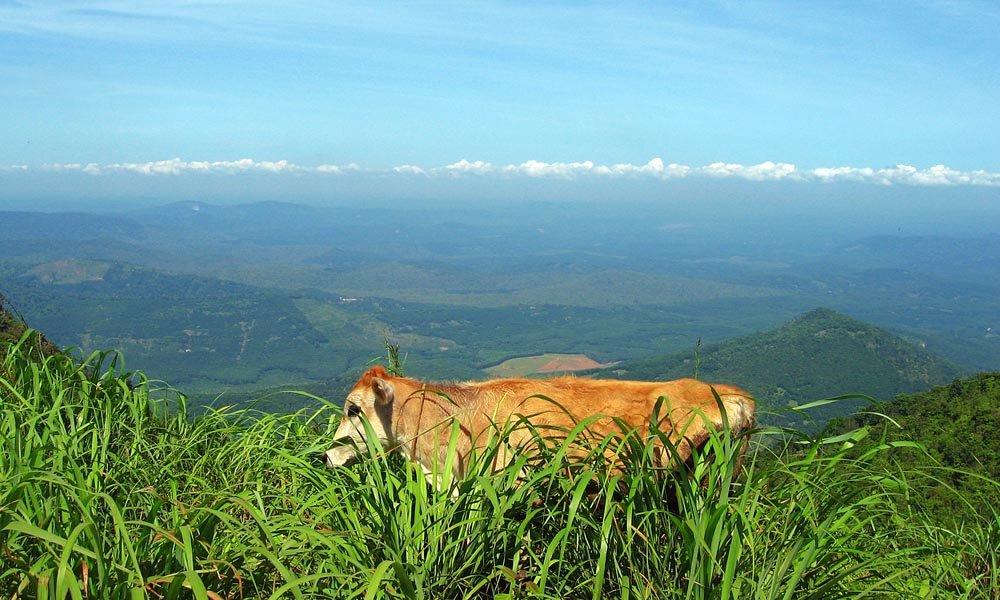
514,160 -> 595,178
43,162 -> 103,174
598,158 -> 691,178
810,165 -> 875,183
108,158 -> 188,175
253,159 -> 295,173
392,164 -> 426,175
37,158 -> 358,177
809,164 -> 1000,186
441,159 -> 494,175
430,157 -> 800,182
433,157 -> 690,179
43,158 -> 306,175
26,157 -> 1000,187
699,160 -> 798,181
878,163 -> 1000,186
315,162 -> 361,174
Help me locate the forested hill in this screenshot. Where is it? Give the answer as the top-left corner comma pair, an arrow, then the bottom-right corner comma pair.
826,372 -> 1000,523
593,308 -> 964,429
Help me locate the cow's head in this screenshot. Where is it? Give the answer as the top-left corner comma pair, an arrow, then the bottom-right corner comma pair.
324,365 -> 396,468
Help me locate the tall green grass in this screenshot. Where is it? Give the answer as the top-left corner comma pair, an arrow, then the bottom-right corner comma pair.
1,329 -> 996,598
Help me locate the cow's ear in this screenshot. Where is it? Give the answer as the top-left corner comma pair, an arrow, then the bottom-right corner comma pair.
366,365 -> 389,380
372,377 -> 394,405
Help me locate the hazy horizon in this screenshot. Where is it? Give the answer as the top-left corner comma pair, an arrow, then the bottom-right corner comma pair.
3,179 -> 998,243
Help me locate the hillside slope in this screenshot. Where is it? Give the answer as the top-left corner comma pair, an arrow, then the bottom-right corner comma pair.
0,302 -> 25,346
827,372 -> 1000,522
594,308 -> 964,428
2,318 -> 996,597
0,300 -> 58,361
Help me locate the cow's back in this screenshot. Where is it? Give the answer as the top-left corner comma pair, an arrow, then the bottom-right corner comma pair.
463,376 -> 754,466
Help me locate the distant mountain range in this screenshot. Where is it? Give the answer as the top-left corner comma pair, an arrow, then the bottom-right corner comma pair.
592,308 -> 965,429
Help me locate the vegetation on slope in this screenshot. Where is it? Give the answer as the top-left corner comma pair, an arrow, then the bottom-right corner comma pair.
595,308 -> 964,429
0,300 -> 58,361
826,372 -> 1000,524
2,331 -> 997,598
0,302 -> 26,349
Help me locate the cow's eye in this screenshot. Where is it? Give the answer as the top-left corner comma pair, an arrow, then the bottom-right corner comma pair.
346,404 -> 361,418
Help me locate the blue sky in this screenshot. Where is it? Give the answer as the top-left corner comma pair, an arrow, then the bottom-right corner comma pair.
1,0 -> 999,200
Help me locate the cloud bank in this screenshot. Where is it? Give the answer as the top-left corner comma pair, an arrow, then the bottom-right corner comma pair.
30,157 -> 1000,187
45,158 -> 302,175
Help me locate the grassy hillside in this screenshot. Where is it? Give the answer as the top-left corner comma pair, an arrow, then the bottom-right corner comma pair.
826,372 -> 1000,524
2,333 -> 997,598
594,308 -> 964,429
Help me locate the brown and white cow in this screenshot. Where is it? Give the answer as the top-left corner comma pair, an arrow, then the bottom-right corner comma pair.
324,366 -> 755,485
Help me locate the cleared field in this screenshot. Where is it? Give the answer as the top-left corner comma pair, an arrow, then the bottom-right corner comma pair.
485,353 -> 609,377
27,259 -> 110,284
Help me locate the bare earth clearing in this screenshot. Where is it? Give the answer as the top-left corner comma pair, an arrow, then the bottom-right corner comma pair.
485,353 -> 611,377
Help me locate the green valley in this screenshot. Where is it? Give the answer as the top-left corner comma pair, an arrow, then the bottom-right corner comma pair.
1,201 -> 997,414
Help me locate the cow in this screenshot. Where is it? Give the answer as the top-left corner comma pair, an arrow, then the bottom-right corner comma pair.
323,366 -> 755,487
